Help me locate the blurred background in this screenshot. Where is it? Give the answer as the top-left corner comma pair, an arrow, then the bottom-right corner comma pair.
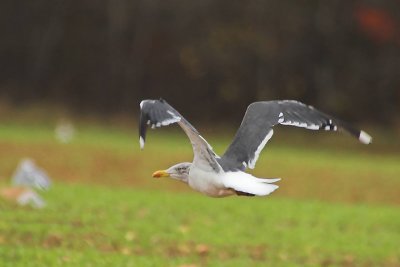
1,0 -> 400,124
1,1 -> 400,266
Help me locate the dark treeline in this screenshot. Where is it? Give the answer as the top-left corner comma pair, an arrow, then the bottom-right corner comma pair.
1,0 -> 399,124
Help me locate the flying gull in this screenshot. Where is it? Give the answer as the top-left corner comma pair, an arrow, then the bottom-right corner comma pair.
139,99 -> 372,197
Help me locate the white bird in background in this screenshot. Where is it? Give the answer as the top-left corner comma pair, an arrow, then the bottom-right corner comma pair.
12,158 -> 51,190
0,158 -> 51,209
139,99 -> 372,198
0,186 -> 46,209
55,119 -> 76,144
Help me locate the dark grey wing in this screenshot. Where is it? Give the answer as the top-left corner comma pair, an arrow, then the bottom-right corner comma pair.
139,99 -> 181,148
219,100 -> 372,171
139,99 -> 221,172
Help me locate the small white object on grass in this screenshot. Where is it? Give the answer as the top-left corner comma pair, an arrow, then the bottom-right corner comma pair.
55,119 -> 75,144
12,158 -> 51,190
0,187 -> 46,209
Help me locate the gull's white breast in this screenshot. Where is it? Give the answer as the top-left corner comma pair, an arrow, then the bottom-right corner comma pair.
188,167 -> 235,197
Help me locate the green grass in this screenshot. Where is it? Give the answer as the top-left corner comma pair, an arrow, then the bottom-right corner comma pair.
0,122 -> 400,266
1,184 -> 400,266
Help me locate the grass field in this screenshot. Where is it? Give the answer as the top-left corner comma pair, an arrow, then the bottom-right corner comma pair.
0,122 -> 399,266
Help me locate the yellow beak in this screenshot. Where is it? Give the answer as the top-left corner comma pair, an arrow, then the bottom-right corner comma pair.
152,170 -> 170,178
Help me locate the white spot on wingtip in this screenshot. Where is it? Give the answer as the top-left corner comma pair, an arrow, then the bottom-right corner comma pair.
139,136 -> 145,149
359,131 -> 372,144
278,112 -> 284,123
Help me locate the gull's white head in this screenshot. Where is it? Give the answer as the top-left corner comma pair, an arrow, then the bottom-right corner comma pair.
152,162 -> 191,183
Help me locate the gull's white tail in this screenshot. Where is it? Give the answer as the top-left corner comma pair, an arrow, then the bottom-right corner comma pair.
260,178 -> 281,184
222,172 -> 280,196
